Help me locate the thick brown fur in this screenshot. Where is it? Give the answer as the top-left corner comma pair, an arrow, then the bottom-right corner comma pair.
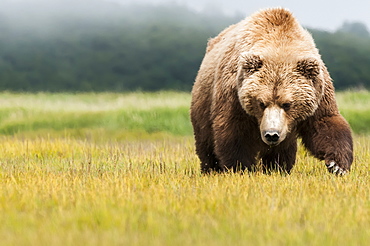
190,8 -> 353,174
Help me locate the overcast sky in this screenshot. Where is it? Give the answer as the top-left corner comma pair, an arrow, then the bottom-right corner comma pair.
120,0 -> 370,31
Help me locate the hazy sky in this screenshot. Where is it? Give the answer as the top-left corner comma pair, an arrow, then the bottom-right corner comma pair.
1,0 -> 369,32
121,0 -> 370,31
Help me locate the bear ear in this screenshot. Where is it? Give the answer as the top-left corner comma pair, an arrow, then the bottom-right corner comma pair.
240,52 -> 263,74
296,57 -> 320,79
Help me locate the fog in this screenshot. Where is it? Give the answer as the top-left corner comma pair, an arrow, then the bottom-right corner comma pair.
122,0 -> 370,31
1,0 -> 369,31
0,0 -> 123,32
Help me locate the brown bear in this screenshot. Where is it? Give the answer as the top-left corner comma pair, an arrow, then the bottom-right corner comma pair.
190,8 -> 353,175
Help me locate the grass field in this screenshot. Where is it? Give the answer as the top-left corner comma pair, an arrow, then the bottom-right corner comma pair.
0,91 -> 369,246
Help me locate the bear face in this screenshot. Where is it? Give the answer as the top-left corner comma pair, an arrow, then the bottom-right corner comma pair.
237,52 -> 324,146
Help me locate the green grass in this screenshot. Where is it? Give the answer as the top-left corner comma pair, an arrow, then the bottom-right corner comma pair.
336,90 -> 370,134
0,91 -> 191,139
0,91 -> 369,246
0,90 -> 370,137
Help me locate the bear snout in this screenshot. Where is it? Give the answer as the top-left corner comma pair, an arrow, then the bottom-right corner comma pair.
260,106 -> 288,146
264,130 -> 280,145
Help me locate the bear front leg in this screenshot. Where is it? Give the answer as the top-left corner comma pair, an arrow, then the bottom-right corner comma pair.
192,118 -> 221,173
299,115 -> 353,175
212,117 -> 260,172
195,138 -> 221,173
214,135 -> 257,172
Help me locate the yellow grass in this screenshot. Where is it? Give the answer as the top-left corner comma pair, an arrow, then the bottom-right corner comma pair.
0,92 -> 369,245
0,135 -> 369,246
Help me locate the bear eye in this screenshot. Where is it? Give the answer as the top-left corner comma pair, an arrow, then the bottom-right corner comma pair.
259,102 -> 266,110
282,103 -> 291,111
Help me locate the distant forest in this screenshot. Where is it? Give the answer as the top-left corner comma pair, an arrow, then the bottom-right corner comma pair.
0,3 -> 369,92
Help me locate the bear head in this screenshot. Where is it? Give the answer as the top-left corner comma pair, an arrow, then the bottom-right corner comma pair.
237,52 -> 325,146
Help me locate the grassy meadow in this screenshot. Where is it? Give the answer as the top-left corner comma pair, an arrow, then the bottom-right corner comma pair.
0,91 -> 369,246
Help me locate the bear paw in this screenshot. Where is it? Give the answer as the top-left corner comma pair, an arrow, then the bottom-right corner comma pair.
326,161 -> 347,176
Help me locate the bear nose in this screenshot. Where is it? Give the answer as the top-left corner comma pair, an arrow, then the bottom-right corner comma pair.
264,131 -> 280,144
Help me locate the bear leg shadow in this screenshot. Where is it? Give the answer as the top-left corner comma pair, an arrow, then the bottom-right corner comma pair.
261,139 -> 297,174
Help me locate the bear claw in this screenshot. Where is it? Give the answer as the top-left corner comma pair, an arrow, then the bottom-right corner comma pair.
327,161 -> 336,168
326,161 -> 347,176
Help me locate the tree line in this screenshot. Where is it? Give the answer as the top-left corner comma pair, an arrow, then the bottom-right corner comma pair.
0,3 -> 369,92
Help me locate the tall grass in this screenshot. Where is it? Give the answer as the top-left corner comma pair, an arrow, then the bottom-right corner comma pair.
0,91 -> 369,246
1,136 -> 369,246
